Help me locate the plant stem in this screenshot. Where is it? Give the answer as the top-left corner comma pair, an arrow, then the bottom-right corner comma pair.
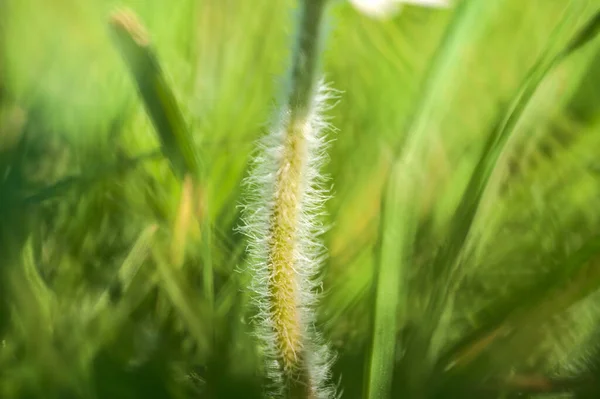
268,1 -> 328,396
242,0 -> 334,397
288,0 -> 327,118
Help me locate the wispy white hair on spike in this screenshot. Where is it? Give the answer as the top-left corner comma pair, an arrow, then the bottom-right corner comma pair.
239,0 -> 338,397
241,82 -> 338,399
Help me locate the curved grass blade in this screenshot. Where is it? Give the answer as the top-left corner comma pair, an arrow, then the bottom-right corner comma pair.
438,233 -> 600,384
367,2 -> 597,398
561,9 -> 600,58
417,1 -> 592,372
434,5 -> 600,380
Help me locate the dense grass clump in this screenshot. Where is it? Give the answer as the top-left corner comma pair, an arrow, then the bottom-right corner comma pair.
2,1 -> 600,398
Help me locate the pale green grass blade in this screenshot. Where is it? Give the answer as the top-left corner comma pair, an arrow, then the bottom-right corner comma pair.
90,224 -> 157,320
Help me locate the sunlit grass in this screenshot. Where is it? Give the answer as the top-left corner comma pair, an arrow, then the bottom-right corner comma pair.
1,1 -> 600,398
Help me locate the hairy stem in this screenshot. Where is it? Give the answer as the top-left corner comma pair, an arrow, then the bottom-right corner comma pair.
242,0 -> 334,397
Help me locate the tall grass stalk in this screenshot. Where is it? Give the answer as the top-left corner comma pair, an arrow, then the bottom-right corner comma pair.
240,0 -> 336,397
109,4 -> 215,350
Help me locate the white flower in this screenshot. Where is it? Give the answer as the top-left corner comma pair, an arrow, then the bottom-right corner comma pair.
350,0 -> 450,19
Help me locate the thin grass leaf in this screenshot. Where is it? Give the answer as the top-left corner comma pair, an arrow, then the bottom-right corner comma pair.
364,157 -> 409,399
437,234 -> 600,390
110,8 -> 216,342
170,176 -> 194,269
433,7 -> 600,378
365,1 -> 503,397
152,241 -> 210,356
422,20 -> 571,353
109,8 -> 201,180
192,181 -> 214,310
93,224 -> 158,313
18,149 -> 161,205
86,224 -> 158,362
561,9 -> 600,58
20,237 -> 57,334
427,0 -> 585,312
417,0 -> 587,371
367,2 -> 594,398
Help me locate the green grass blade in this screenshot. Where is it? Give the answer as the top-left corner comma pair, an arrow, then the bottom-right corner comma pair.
365,2 -> 496,397
18,149 -> 161,205
422,0 -> 588,358
87,224 -> 158,359
109,9 -> 201,180
94,224 -> 158,313
561,9 -> 600,58
433,5 -> 600,378
438,233 -> 600,380
367,2 -> 595,398
365,159 -> 410,399
109,7 -> 215,340
152,241 -> 210,356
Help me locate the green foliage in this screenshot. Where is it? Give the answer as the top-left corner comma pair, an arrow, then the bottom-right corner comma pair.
2,1 -> 600,398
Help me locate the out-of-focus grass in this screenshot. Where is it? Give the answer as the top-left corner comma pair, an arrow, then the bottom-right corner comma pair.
1,0 -> 600,398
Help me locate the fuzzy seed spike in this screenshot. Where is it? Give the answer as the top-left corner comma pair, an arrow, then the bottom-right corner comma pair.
239,0 -> 337,397
269,119 -> 309,368
242,82 -> 337,399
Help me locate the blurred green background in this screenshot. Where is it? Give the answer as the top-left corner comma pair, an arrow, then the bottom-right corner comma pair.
2,0 -> 600,398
